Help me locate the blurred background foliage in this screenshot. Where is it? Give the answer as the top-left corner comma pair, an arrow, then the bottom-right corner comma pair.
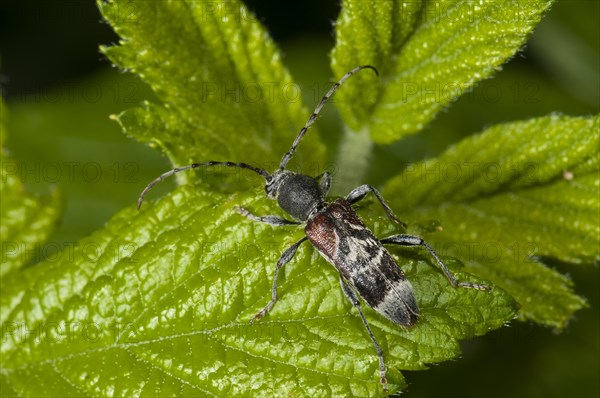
0,1 -> 597,397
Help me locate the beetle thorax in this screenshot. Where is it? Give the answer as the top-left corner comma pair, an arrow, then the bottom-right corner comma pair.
265,171 -> 324,221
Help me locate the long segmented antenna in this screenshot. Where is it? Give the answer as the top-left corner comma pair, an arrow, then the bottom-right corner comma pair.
278,65 -> 379,171
137,161 -> 270,210
138,65 -> 378,210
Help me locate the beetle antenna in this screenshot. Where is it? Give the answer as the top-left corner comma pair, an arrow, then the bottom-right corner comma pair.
137,161 -> 270,209
278,65 -> 379,171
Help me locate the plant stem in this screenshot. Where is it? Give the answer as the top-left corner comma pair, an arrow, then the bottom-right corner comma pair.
333,126 -> 373,195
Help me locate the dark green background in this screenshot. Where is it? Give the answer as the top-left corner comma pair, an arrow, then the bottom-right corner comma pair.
1,1 -> 598,397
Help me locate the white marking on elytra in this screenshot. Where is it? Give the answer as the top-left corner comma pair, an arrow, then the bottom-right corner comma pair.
374,279 -> 416,316
345,235 -> 380,265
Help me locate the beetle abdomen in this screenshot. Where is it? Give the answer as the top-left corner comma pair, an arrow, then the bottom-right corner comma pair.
305,199 -> 419,326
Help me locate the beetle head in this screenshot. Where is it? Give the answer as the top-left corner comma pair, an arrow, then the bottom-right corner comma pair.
265,170 -> 324,221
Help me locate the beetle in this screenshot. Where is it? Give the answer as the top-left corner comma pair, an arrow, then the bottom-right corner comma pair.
137,65 -> 491,389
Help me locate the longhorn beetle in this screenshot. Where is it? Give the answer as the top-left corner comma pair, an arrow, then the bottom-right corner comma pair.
137,65 -> 491,389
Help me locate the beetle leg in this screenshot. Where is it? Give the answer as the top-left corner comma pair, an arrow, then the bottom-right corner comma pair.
381,234 -> 491,291
251,237 -> 308,323
315,171 -> 332,197
339,276 -> 388,390
346,185 -> 406,228
236,206 -> 300,226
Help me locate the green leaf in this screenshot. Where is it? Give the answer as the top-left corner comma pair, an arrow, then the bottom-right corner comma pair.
98,0 -> 324,181
3,0 -> 561,395
5,69 -> 166,243
331,0 -> 554,143
0,185 -> 517,396
0,99 -> 63,277
384,114 -> 599,328
330,0 -> 422,131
